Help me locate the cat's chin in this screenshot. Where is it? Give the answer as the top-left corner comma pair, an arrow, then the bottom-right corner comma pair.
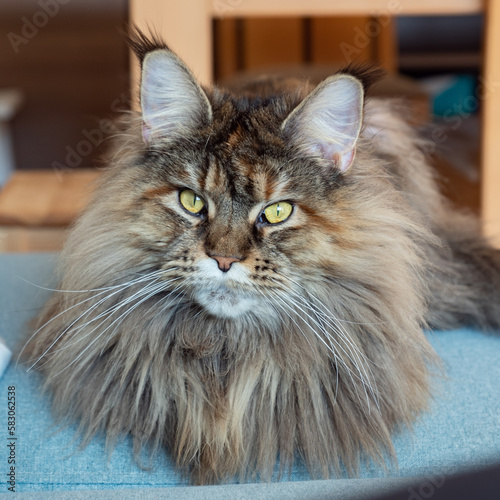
194,286 -> 260,319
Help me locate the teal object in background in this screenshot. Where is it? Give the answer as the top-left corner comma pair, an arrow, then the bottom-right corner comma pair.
423,74 -> 478,117
1,254 -> 499,493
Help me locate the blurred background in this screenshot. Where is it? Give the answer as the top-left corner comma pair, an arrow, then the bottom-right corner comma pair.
0,0 -> 491,250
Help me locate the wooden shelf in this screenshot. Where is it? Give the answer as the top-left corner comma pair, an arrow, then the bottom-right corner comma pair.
0,169 -> 99,227
0,169 -> 100,252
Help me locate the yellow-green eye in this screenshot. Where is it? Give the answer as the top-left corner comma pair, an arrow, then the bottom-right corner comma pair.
263,202 -> 293,224
179,189 -> 205,214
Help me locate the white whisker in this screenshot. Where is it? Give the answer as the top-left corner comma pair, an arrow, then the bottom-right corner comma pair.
48,279 -> 177,379
274,275 -> 381,403
23,269 -> 174,370
49,277 -> 181,355
267,282 -> 377,412
285,286 -> 377,370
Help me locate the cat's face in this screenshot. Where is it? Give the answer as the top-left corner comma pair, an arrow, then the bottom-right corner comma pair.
119,49 -> 365,320
130,127 -> 338,319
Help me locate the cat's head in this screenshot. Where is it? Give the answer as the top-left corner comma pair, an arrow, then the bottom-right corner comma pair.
73,30 -> 402,323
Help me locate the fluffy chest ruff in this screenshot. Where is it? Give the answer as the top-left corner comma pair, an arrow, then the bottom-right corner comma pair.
27,266 -> 435,484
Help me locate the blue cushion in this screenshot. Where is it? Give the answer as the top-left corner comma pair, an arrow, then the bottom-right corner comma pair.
1,253 -> 499,492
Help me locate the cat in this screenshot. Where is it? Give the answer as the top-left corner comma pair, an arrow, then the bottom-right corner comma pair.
23,28 -> 500,485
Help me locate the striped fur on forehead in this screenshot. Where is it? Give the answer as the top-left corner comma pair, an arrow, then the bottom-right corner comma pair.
143,126 -> 331,215
206,151 -> 297,203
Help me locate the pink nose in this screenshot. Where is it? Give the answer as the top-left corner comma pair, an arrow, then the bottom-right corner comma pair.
211,255 -> 241,272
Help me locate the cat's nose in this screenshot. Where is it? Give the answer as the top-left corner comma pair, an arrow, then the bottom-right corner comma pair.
211,255 -> 241,273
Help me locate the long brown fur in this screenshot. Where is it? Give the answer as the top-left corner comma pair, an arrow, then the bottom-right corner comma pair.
23,29 -> 500,484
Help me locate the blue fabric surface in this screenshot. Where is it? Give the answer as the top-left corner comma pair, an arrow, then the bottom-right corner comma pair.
0,253 -> 499,492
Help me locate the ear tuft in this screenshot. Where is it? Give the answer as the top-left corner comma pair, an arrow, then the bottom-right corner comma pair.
126,25 -> 170,66
337,63 -> 385,94
282,74 -> 364,173
128,27 -> 212,144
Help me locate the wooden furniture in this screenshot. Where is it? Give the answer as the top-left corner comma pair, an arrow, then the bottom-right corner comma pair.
0,169 -> 99,252
129,0 -> 483,85
480,0 -> 500,245
130,0 -> 500,245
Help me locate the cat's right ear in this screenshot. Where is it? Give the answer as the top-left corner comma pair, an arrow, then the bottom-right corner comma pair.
140,49 -> 212,143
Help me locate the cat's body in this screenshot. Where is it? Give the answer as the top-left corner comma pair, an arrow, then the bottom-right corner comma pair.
24,30 -> 500,484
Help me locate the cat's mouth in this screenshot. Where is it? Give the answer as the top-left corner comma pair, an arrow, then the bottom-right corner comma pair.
193,284 -> 259,318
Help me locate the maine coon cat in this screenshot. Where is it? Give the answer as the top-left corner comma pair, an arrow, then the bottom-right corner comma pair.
23,29 -> 500,484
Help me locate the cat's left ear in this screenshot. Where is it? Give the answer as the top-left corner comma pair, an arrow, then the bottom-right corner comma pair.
282,75 -> 364,173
